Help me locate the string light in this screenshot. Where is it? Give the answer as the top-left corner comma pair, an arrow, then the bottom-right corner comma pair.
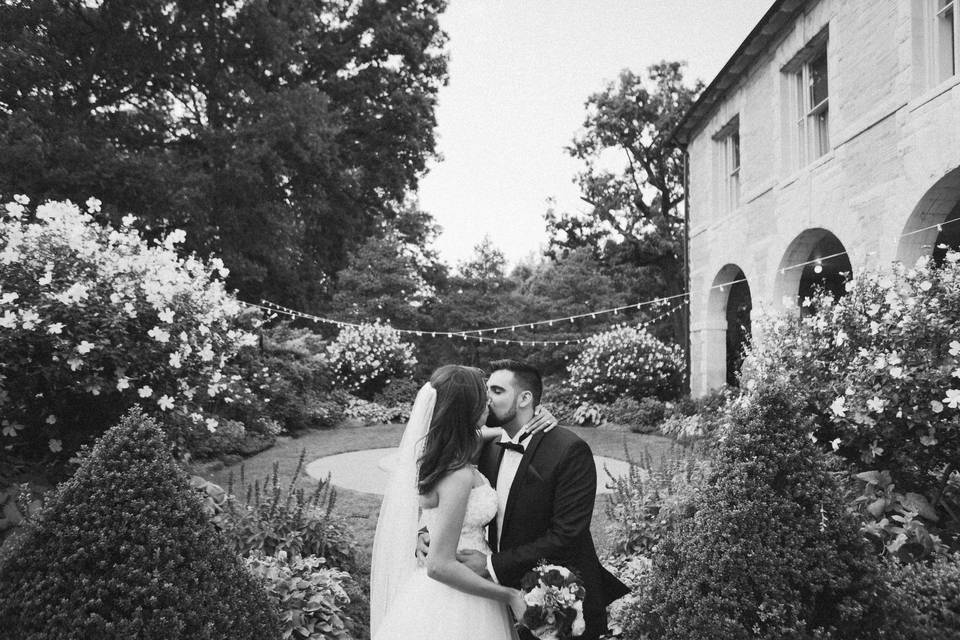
246,216 -> 959,347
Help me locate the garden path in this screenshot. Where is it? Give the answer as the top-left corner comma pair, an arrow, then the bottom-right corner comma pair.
305,447 -> 634,495
196,424 -> 687,563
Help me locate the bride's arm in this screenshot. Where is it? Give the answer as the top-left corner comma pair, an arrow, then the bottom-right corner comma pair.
425,468 -> 522,610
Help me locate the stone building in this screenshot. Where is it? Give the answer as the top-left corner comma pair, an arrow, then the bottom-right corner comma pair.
673,0 -> 960,396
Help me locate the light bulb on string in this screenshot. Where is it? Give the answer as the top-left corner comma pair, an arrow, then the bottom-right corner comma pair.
813,260 -> 823,274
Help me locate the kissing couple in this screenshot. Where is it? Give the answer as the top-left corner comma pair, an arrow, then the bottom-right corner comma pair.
369,360 -> 628,640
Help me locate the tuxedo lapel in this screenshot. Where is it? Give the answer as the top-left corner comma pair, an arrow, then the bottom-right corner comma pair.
500,431 -> 546,545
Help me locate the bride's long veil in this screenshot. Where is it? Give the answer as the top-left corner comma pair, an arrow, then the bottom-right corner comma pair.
369,381 -> 436,637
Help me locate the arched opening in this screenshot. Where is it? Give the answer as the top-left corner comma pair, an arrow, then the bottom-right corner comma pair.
932,202 -> 960,265
774,228 -> 853,313
704,264 -> 752,390
725,270 -> 752,386
898,165 -> 960,266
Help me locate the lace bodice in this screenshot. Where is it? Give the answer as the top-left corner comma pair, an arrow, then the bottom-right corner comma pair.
420,474 -> 497,552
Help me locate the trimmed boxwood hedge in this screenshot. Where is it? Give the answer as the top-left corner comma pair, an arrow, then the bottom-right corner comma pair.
0,408 -> 281,640
881,553 -> 960,640
621,381 -> 887,639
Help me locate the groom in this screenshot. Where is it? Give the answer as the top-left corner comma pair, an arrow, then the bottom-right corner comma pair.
458,359 -> 629,640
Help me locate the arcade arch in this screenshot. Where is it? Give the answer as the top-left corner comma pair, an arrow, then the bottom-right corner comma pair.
704,264 -> 753,389
773,228 -> 853,313
897,166 -> 960,266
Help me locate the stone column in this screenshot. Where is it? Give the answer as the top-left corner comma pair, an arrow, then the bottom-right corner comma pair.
690,319 -> 728,397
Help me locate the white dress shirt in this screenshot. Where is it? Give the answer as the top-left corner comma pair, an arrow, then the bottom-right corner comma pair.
486,430 -> 526,583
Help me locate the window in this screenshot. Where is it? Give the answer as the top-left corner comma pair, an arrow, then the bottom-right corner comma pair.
933,0 -> 959,83
724,128 -> 741,211
793,45 -> 830,164
714,116 -> 741,212
782,28 -> 830,169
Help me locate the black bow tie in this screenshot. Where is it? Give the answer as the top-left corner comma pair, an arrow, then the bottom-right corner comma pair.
495,441 -> 525,454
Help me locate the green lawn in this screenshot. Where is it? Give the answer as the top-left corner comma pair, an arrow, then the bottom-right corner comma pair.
192,424 -> 691,569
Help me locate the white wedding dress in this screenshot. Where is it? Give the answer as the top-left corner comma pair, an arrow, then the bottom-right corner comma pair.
372,474 -> 517,640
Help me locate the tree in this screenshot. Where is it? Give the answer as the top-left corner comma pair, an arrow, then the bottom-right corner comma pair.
546,61 -> 702,344
329,205 -> 445,328
422,236 -> 524,369
0,0 -> 448,309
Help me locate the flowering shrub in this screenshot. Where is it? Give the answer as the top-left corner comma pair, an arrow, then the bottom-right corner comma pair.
325,322 -> 416,398
742,251 -> 960,553
567,325 -> 683,403
228,323 -> 348,432
342,395 -> 409,425
245,553 -> 353,640
0,196 -> 258,455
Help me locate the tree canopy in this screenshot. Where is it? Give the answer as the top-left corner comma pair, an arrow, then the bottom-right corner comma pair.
0,0 -> 448,309
546,61 -> 702,342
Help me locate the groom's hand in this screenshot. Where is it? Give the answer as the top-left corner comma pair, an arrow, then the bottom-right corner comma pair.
455,549 -> 490,578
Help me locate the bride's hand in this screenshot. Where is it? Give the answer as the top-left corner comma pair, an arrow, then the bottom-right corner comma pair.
519,405 -> 558,439
508,589 -> 527,622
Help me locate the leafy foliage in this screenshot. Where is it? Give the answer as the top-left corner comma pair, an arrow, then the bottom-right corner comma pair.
622,382 -> 886,639
605,397 -> 667,433
546,62 -> 703,344
0,0 -> 448,307
603,446 -> 706,558
207,450 -> 358,573
0,198 -> 258,456
0,408 -> 281,640
567,325 -> 683,403
571,402 -> 606,427
230,323 -> 348,432
742,251 -> 960,553
246,553 -> 354,640
329,219 -> 444,329
880,554 -> 960,639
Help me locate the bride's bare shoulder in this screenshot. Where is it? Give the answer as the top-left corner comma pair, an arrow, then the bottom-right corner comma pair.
418,467 -> 474,509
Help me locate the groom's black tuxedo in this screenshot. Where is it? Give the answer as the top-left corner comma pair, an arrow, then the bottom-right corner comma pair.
478,427 -> 629,640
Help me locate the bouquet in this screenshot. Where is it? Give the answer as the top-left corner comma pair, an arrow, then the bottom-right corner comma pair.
517,562 -> 586,640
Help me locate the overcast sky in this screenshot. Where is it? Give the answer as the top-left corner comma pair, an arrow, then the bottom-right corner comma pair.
417,0 -> 773,268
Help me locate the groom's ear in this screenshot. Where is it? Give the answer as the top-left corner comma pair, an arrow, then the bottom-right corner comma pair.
518,389 -> 533,408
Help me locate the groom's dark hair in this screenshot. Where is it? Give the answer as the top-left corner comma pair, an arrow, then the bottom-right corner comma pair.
489,359 -> 543,407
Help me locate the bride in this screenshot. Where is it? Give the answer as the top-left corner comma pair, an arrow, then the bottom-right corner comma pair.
369,365 -> 526,640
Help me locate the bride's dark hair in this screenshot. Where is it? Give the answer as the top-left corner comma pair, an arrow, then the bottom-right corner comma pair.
417,365 -> 487,495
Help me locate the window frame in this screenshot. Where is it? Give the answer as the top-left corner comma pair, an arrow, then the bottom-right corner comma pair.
931,0 -> 959,84
713,115 -> 741,213
782,29 -> 830,169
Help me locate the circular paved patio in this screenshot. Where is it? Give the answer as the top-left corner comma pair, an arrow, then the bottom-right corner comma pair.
305,447 -> 633,495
